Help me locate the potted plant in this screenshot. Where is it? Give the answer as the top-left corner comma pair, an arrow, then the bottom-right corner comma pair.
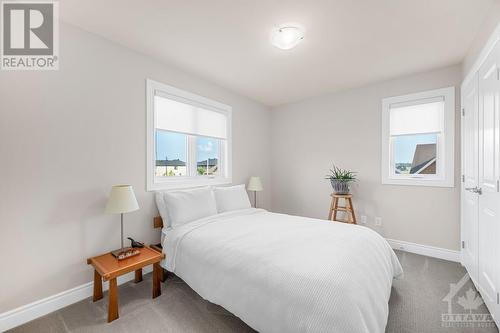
326,164 -> 357,194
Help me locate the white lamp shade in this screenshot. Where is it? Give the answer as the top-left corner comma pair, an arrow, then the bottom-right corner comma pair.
247,177 -> 263,191
105,185 -> 139,214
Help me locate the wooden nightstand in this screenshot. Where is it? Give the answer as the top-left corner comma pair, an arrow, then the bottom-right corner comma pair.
87,246 -> 165,322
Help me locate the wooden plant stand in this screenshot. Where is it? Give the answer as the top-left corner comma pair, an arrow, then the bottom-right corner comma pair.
328,194 -> 357,224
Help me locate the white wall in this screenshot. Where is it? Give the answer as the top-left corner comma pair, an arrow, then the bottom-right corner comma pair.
0,23 -> 271,312
462,2 -> 500,77
271,65 -> 462,251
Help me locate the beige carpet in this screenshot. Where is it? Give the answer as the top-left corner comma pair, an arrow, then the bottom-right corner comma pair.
8,251 -> 498,333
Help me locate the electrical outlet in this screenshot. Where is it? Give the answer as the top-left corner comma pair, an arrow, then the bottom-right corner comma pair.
360,215 -> 367,224
374,217 -> 382,226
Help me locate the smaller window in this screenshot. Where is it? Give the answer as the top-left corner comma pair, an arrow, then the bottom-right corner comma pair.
394,133 -> 437,175
155,131 -> 187,177
381,87 -> 455,187
196,136 -> 220,176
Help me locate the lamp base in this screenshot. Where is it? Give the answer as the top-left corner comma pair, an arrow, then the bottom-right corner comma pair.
111,247 -> 140,260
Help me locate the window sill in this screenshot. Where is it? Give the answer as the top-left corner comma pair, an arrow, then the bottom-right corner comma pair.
147,177 -> 232,191
382,177 -> 454,188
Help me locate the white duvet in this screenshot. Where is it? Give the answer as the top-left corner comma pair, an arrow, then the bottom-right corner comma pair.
162,208 -> 402,333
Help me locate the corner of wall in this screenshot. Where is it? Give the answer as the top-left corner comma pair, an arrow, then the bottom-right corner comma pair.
462,2 -> 500,79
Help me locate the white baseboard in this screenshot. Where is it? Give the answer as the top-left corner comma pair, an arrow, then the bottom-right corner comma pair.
0,266 -> 153,332
386,238 -> 460,263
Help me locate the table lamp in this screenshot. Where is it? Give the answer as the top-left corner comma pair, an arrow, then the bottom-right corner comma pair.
247,176 -> 263,208
105,185 -> 140,259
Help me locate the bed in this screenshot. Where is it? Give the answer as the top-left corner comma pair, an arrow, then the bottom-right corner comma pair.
158,203 -> 402,333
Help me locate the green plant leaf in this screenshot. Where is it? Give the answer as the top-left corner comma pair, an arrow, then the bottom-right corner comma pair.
326,164 -> 357,183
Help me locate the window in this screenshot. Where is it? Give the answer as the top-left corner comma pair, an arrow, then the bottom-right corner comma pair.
381,87 -> 455,187
147,79 -> 232,190
196,136 -> 219,176
155,131 -> 187,177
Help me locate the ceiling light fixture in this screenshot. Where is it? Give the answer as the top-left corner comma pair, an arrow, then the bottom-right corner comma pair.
270,24 -> 305,50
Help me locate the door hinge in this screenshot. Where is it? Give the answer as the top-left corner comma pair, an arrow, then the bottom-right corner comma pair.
462,108 -> 465,116
497,292 -> 499,305
497,68 -> 500,80
497,180 -> 500,192
462,175 -> 465,183
462,240 -> 465,249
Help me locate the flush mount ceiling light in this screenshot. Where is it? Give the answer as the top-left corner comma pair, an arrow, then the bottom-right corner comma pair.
270,24 -> 305,50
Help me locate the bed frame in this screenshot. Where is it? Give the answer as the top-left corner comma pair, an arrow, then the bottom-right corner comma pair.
152,216 -> 168,281
153,216 -> 163,229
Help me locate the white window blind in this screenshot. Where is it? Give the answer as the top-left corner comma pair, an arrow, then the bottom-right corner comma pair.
389,98 -> 444,136
154,94 -> 228,139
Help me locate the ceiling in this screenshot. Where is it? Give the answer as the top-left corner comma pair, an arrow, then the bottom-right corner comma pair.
60,0 -> 494,106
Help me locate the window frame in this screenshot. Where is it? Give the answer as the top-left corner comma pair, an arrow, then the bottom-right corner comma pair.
146,79 -> 232,191
381,86 -> 455,187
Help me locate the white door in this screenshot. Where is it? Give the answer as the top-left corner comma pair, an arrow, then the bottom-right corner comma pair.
461,74 -> 479,284
477,44 -> 500,318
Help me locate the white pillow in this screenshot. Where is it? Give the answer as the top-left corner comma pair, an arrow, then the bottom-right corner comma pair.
160,187 -> 218,228
213,184 -> 252,213
155,191 -> 169,226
